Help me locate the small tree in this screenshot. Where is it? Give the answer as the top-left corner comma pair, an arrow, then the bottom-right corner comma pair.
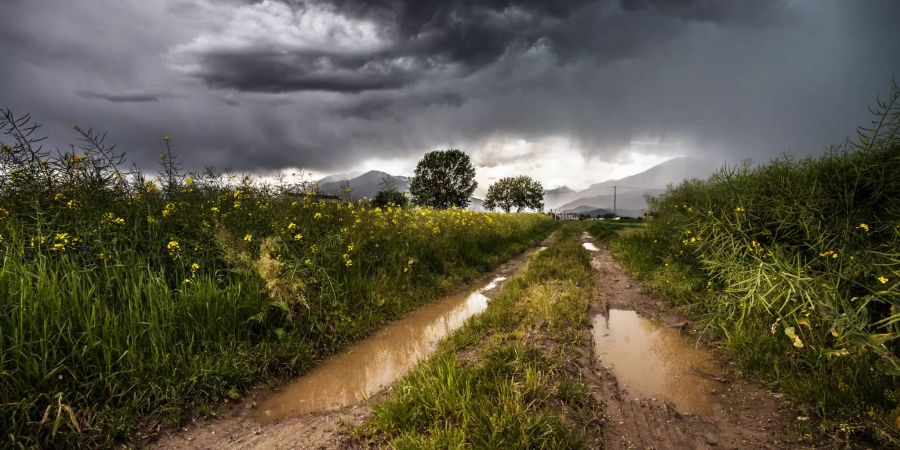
372,176 -> 409,208
409,149 -> 477,208
483,175 -> 544,213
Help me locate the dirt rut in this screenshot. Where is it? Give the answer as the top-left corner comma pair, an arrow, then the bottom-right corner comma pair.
148,245 -> 542,449
580,232 -> 809,449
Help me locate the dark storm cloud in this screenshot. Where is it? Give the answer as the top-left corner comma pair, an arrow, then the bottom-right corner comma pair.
76,90 -> 166,103
175,0 -> 788,94
1,0 -> 899,179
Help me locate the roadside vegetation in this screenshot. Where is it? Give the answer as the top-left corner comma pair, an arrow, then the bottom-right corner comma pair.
357,223 -> 601,449
0,109 -> 556,447
602,85 -> 900,444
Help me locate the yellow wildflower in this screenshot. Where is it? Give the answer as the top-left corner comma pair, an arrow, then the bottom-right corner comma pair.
243,234 -> 253,242
210,206 -> 219,213
167,240 -> 180,254
877,276 -> 889,284
54,192 -> 65,201
734,207 -> 745,212
191,262 -> 200,272
314,212 -> 322,219
856,223 -> 869,233
287,222 -> 297,230
184,176 -> 194,186
293,233 -> 303,241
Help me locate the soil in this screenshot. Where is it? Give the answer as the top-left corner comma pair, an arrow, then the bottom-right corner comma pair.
146,242 -> 545,450
578,232 -> 815,449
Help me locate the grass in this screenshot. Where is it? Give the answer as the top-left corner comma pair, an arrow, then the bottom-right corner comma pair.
593,84 -> 900,445
358,223 -> 601,449
0,109 -> 558,447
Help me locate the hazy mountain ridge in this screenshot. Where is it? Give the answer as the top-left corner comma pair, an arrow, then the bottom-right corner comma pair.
318,157 -> 719,215
552,157 -> 720,216
317,170 -> 410,199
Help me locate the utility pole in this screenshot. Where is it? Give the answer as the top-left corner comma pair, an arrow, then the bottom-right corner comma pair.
613,186 -> 617,216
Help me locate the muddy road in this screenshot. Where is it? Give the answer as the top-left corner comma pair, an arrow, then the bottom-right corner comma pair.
579,232 -> 807,449
151,232 -> 809,449
150,246 -> 544,449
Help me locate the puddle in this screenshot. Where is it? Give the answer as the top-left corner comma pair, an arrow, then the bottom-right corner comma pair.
582,242 -> 599,252
255,276 -> 508,422
592,309 -> 720,416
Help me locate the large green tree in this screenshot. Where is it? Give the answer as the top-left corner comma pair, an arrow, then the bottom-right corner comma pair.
483,175 -> 544,213
409,149 -> 477,208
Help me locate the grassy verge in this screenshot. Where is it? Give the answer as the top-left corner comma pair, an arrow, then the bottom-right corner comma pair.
0,109 -> 558,447
593,85 -> 900,445
357,223 -> 601,449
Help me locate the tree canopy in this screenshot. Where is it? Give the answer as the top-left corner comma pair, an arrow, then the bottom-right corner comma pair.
409,149 -> 477,208
483,175 -> 544,213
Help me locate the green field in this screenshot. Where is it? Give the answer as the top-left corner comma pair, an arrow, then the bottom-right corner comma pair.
0,133 -> 555,447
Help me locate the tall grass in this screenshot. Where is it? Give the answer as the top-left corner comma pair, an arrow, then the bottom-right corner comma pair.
607,84 -> 899,443
0,109 -> 556,447
363,224 -> 599,449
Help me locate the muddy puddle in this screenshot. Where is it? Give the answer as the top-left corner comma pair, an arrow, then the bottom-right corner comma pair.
254,276 -> 508,422
592,309 -> 721,416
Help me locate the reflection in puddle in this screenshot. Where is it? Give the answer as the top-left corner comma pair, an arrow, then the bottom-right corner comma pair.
582,242 -> 599,252
592,309 -> 719,416
255,276 -> 507,422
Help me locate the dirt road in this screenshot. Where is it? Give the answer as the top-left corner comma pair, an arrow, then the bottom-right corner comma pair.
149,246 -> 543,450
579,232 -> 809,449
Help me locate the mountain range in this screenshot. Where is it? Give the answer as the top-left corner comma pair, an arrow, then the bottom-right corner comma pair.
547,157 -> 721,216
316,157 -> 720,216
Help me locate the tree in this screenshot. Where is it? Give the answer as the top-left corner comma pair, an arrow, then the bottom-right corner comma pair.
409,149 -> 477,208
483,175 -> 544,213
372,176 -> 409,208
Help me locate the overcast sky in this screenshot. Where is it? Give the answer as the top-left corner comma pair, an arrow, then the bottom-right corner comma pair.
2,0 -> 898,192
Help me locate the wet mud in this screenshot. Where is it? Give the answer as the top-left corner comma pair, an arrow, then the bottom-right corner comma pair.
255,276 -> 506,421
580,232 -> 807,449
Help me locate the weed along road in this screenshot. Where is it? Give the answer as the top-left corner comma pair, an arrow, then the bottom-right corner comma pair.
580,229 -> 804,449
153,242 -> 547,449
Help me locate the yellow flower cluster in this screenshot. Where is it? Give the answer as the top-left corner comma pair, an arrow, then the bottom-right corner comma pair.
103,212 -> 125,225
51,233 -> 71,252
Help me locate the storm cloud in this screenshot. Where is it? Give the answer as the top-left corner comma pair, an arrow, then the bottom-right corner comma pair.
1,0 -> 899,187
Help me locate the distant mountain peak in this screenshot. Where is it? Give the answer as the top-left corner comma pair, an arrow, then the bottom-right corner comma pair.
316,171 -> 410,199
